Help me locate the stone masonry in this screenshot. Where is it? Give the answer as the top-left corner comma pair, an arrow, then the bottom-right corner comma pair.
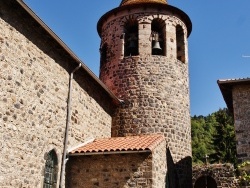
0,0 -> 195,187
66,153 -> 153,188
0,1 -> 117,187
218,79 -> 250,164
98,2 -> 192,187
232,85 -> 250,162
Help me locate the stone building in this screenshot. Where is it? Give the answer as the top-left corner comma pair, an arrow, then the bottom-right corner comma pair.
0,0 -> 120,187
0,0 -> 193,187
218,78 -> 250,163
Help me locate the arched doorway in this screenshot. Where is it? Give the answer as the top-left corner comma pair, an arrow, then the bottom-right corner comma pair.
194,176 -> 217,188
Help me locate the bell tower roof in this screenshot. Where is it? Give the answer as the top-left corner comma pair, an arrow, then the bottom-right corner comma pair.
120,0 -> 167,6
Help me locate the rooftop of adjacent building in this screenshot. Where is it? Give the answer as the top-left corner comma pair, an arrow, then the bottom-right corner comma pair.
218,78 -> 250,113
69,134 -> 165,156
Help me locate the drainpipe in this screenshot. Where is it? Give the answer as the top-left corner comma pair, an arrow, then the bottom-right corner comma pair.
59,63 -> 82,188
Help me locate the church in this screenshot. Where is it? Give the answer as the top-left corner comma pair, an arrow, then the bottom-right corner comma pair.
0,0 -> 194,187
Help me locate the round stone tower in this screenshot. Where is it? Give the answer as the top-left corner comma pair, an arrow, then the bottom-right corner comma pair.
98,0 -> 192,187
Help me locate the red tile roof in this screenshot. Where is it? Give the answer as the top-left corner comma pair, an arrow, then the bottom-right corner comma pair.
69,134 -> 165,155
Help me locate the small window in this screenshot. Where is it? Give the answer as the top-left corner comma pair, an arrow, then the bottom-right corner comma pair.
176,25 -> 185,63
124,19 -> 138,56
44,150 -> 58,188
100,43 -> 107,68
151,19 -> 166,56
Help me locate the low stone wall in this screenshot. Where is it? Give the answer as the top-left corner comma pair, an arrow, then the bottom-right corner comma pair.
66,153 -> 153,188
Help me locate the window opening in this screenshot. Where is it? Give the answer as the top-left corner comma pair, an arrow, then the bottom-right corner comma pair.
176,25 -> 185,63
124,19 -> 138,56
151,19 -> 166,56
44,150 -> 58,188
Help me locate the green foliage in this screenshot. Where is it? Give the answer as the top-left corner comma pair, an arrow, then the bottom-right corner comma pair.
191,108 -> 236,165
237,161 -> 250,185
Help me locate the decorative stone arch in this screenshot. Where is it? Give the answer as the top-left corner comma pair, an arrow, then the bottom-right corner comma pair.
167,16 -> 188,36
192,164 -> 238,188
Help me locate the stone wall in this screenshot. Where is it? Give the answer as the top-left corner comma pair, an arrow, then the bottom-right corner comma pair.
233,85 -> 250,163
0,1 -> 113,187
152,138 -> 166,188
66,153 -> 153,188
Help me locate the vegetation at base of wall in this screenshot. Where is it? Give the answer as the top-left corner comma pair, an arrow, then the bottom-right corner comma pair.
192,108 -> 236,165
237,161 -> 250,186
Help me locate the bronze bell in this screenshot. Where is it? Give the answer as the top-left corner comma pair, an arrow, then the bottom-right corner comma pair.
152,41 -> 162,51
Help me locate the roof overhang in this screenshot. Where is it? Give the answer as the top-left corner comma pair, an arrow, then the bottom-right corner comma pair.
69,134 -> 165,156
69,149 -> 151,156
217,78 -> 250,113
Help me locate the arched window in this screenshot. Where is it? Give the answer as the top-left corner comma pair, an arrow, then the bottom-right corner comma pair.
44,150 -> 58,188
176,25 -> 185,63
151,19 -> 166,56
124,19 -> 138,56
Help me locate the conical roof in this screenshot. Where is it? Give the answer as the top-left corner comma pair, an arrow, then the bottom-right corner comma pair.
120,0 -> 167,6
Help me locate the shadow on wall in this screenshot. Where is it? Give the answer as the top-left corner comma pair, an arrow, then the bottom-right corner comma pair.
167,148 -> 192,188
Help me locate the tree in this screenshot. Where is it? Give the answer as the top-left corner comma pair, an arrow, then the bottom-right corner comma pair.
191,108 -> 236,165
191,115 -> 215,164
212,108 -> 236,164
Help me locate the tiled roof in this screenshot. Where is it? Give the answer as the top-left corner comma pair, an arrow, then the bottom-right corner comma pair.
120,0 -> 167,6
69,134 -> 165,155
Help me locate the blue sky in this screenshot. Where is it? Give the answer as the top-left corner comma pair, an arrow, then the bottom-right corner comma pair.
23,0 -> 250,116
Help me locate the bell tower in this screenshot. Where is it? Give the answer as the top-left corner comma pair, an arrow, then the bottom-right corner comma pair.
98,0 -> 192,187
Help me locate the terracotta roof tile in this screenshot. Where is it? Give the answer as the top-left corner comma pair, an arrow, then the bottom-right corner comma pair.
70,134 -> 165,155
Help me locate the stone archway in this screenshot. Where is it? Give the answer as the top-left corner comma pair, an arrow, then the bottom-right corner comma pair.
194,175 -> 217,188
192,164 -> 238,188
